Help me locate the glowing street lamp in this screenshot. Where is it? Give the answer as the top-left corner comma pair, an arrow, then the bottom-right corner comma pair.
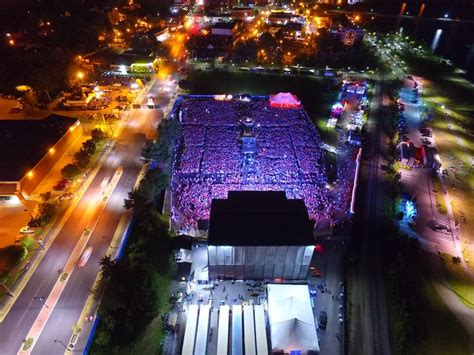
77,71 -> 84,80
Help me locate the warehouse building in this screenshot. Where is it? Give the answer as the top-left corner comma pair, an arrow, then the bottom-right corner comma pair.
0,115 -> 81,196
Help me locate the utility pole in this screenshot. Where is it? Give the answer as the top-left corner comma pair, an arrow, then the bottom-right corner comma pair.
0,282 -> 15,297
101,112 -> 115,138
54,339 -> 69,350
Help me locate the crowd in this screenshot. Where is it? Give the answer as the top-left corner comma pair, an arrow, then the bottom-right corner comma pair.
170,97 -> 359,233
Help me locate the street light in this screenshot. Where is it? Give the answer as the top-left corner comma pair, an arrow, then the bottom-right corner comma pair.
54,340 -> 69,350
77,71 -> 84,80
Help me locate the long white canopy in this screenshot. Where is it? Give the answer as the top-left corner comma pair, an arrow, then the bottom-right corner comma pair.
267,284 -> 319,354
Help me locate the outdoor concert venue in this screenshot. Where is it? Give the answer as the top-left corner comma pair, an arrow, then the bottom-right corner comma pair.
170,93 -> 355,235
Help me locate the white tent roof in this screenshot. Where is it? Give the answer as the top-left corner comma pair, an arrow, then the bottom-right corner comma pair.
267,284 -> 319,354
269,92 -> 301,107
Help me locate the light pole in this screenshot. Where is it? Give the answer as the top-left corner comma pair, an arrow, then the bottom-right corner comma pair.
54,339 -> 69,350
38,239 -> 45,250
0,282 -> 15,297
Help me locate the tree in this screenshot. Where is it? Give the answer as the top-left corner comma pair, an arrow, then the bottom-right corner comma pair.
91,128 -> 108,142
137,209 -> 170,239
61,164 -> 82,180
21,89 -> 39,110
99,255 -> 117,279
73,150 -> 91,168
29,203 -> 56,227
259,32 -> 276,49
141,139 -> 159,161
144,169 -> 169,198
123,187 -> 148,211
82,140 -> 97,156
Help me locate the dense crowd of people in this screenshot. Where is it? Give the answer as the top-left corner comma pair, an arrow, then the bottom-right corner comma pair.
171,97 -> 357,233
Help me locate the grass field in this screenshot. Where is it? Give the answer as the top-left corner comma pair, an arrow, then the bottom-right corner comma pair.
409,278 -> 471,355
441,255 -> 474,309
124,316 -> 165,355
184,70 -> 340,145
423,79 -> 474,270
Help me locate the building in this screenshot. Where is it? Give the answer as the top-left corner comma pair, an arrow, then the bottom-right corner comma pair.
0,115 -> 81,196
86,48 -> 157,73
329,27 -> 364,47
207,191 -> 315,280
211,21 -> 237,36
267,283 -> 319,353
231,7 -> 254,21
267,11 -> 293,26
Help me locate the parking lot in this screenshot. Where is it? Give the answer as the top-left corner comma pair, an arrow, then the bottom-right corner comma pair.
163,238 -> 346,355
397,77 -> 458,254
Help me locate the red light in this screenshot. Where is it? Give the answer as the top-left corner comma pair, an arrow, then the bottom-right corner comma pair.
315,244 -> 325,253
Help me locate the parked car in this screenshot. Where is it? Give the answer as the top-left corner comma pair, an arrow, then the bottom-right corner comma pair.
20,226 -> 34,234
310,267 -> 322,277
319,311 -> 328,330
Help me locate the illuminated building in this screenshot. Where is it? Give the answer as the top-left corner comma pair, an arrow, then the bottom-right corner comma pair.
208,191 -> 315,280
0,116 -> 81,196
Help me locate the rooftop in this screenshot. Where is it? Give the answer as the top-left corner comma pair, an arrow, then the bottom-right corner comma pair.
212,22 -> 237,29
86,48 -> 153,67
0,115 -> 78,181
208,191 -> 314,246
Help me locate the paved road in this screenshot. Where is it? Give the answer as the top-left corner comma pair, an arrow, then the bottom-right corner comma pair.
312,240 -> 345,355
0,77 -> 174,355
349,82 -> 391,355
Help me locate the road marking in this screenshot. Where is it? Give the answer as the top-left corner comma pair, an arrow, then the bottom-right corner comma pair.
62,164 -> 149,353
0,143 -> 115,323
18,167 -> 123,355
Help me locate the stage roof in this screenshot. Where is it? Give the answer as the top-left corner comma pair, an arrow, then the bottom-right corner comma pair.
208,191 -> 314,246
267,283 -> 320,353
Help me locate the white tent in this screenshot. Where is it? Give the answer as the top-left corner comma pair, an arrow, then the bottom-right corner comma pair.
269,92 -> 301,108
267,284 -> 319,354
